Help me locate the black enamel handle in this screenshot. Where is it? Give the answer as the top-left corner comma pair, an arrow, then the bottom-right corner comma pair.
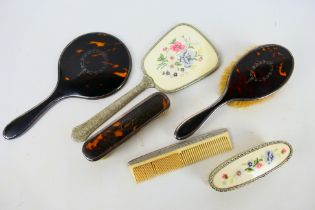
82,92 -> 170,161
3,90 -> 64,139
174,96 -> 229,140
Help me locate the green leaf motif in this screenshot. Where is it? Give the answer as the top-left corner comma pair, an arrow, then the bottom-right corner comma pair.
170,38 -> 176,44
157,62 -> 167,70
245,168 -> 254,172
157,53 -> 166,62
175,62 -> 182,66
253,158 -> 259,166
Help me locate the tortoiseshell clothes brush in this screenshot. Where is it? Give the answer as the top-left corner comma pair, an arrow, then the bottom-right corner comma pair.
82,92 -> 170,161
175,44 -> 294,140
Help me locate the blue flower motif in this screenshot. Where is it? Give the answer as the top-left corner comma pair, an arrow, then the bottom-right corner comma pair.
178,49 -> 196,68
266,150 -> 274,164
247,162 -> 253,167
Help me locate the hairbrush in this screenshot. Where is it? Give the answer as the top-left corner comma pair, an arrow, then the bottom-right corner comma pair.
175,44 -> 294,140
72,23 -> 220,141
209,141 -> 292,192
128,128 -> 232,183
3,32 -> 131,139
82,92 -> 170,161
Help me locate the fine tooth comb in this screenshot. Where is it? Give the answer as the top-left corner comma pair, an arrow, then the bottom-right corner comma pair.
175,44 -> 294,140
209,141 -> 292,192
72,23 -> 220,141
82,92 -> 170,161
128,129 -> 232,183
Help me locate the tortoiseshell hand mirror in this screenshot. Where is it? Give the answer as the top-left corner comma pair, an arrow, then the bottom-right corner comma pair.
175,44 -> 294,140
72,23 -> 219,141
3,33 -> 131,139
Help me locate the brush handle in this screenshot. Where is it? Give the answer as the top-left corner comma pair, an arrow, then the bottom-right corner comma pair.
174,96 -> 229,140
71,75 -> 155,142
82,92 -> 170,161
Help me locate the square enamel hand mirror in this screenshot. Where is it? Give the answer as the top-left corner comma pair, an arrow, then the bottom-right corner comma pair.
72,23 -> 219,141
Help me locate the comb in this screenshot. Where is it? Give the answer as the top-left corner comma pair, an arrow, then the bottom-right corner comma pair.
128,129 -> 232,183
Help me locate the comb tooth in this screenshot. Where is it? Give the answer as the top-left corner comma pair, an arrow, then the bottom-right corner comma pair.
208,140 -> 215,157
196,145 -> 203,161
188,148 -> 195,163
205,142 -> 214,156
203,142 -> 212,158
181,149 -> 190,165
198,144 -> 206,160
219,137 -> 226,152
215,138 -> 222,154
133,166 -> 145,183
221,137 -> 227,151
129,130 -> 232,183
219,137 -> 225,151
227,136 -> 233,149
182,148 -> 193,165
207,139 -> 216,156
195,145 -> 203,162
189,147 -> 197,164
195,147 -> 202,161
201,143 -> 209,159
132,162 -> 157,183
181,150 -> 189,165
218,137 -> 225,152
220,138 -> 226,152
212,139 -> 219,155
222,137 -> 230,151
153,153 -> 183,174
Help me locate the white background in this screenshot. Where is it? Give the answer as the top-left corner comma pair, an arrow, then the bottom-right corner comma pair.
0,0 -> 314,210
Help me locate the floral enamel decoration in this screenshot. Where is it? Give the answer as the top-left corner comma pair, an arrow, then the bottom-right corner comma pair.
157,36 -> 203,78
209,141 -> 293,192
221,148 -> 281,185
142,23 -> 219,92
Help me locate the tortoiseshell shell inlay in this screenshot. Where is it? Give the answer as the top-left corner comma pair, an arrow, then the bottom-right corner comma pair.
82,93 -> 170,161
224,44 -> 294,100
59,32 -> 131,97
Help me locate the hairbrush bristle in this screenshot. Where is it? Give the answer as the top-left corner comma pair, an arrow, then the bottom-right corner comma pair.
219,46 -> 272,108
128,129 -> 232,183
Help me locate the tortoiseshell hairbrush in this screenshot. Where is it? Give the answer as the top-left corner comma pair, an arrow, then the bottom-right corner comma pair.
175,44 -> 294,140
82,92 -> 170,161
128,129 -> 232,183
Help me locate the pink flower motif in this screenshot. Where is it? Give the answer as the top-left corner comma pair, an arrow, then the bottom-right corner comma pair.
236,170 -> 242,176
256,163 -> 263,168
170,41 -> 185,52
281,148 -> 287,154
221,173 -> 228,179
162,47 -> 167,51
